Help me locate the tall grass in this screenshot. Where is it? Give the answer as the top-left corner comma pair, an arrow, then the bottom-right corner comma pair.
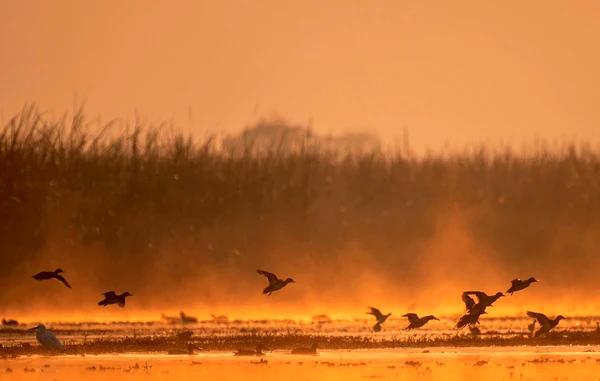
2,105 -> 600,310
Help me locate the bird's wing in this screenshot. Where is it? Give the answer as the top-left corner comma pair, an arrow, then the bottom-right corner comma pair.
257,270 -> 279,284
461,292 -> 476,310
102,291 -> 117,298
54,274 -> 71,288
526,311 -> 551,330
367,307 -> 384,320
468,291 -> 487,301
402,313 -> 419,324
511,279 -> 521,286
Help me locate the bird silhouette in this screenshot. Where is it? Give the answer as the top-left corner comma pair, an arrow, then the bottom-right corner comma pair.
526,311 -> 565,337
256,270 -> 295,295
234,345 -> 266,356
98,291 -> 132,307
32,269 -> 71,288
402,313 -> 439,329
367,306 -> 391,332
456,310 -> 487,329
463,291 -> 504,311
30,324 -> 64,351
291,343 -> 318,354
507,278 -> 538,294
167,343 -> 200,355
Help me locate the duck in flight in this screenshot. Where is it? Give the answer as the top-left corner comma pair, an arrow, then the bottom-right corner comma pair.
507,277 -> 538,294
456,309 -> 487,329
256,270 -> 295,295
367,306 -> 391,332
401,313 -> 439,329
526,311 -> 565,337
32,268 -> 71,288
291,343 -> 318,355
463,291 -> 503,311
98,291 -> 132,307
29,324 -> 64,351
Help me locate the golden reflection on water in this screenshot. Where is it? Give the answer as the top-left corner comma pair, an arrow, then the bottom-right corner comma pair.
2,348 -> 600,381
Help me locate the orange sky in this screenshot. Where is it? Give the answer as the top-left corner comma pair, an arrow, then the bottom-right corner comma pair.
1,1 -> 600,150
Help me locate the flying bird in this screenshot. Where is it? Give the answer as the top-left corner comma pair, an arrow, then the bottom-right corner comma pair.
98,291 -> 132,307
30,324 -> 64,351
367,306 -> 391,332
507,277 -> 538,294
402,313 -> 439,329
463,291 -> 504,310
526,311 -> 565,337
291,343 -> 318,355
456,310 -> 487,329
256,270 -> 295,295
32,268 -> 71,288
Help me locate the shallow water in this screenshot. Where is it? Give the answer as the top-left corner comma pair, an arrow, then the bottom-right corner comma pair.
2,347 -> 600,381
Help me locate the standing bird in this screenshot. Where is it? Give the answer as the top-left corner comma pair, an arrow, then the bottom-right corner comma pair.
402,313 -> 439,329
291,343 -> 318,355
256,270 -> 295,295
32,269 -> 71,288
98,291 -> 132,307
30,324 -> 64,351
234,345 -> 266,356
367,306 -> 391,332
507,277 -> 538,294
526,311 -> 565,337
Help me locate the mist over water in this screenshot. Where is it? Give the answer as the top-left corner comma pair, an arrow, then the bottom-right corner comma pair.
2,108 -> 600,321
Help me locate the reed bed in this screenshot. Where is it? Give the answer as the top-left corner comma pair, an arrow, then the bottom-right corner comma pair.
2,105 -> 600,304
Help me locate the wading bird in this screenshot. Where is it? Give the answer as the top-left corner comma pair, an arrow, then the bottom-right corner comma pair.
507,277 -> 538,294
98,291 -> 132,307
32,268 -> 71,288
526,311 -> 565,337
167,343 -> 200,355
291,343 -> 318,355
256,270 -> 295,295
402,313 -> 439,329
234,345 -> 266,356
367,306 -> 391,332
30,324 -> 64,351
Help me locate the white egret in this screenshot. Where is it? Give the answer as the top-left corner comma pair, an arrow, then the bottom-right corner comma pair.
30,324 -> 64,351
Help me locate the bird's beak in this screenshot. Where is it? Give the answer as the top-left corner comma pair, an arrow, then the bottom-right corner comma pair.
434,317 -> 440,320
27,327 -> 37,332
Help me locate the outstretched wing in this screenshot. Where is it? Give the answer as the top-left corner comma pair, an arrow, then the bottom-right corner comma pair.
55,274 -> 71,288
462,292 -> 476,311
526,311 -> 551,330
367,306 -> 384,320
402,313 -> 419,324
257,270 -> 279,284
102,291 -> 117,298
468,291 -> 487,302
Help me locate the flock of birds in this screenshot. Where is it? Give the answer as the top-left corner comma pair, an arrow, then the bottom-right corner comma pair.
26,268 -> 563,355
365,276 -> 564,339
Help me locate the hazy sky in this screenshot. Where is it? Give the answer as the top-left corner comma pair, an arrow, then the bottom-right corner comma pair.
1,1 -> 599,149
